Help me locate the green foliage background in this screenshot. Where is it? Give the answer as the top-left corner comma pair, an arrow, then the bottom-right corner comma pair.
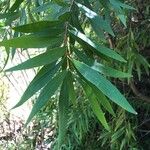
0,0 -> 149,149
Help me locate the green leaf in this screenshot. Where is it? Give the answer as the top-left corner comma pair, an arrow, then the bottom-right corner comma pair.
109,0 -> 135,10
58,73 -> 69,148
98,0 -> 109,8
6,47 -> 66,71
67,72 -> 76,106
135,61 -> 141,80
91,61 -> 132,78
69,27 -> 126,62
73,59 -> 137,114
13,21 -> 63,33
32,2 -> 61,13
90,84 -> 115,117
118,14 -> 127,27
44,6 -> 70,21
10,0 -> 24,12
137,54 -> 150,75
74,48 -> 131,78
25,70 -> 67,126
0,34 -> 63,48
80,79 -> 110,131
0,12 -> 20,19
76,2 -> 114,36
111,127 -> 125,143
12,61 -> 61,109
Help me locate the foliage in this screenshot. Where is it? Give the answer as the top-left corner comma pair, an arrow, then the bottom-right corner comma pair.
0,0 -> 149,149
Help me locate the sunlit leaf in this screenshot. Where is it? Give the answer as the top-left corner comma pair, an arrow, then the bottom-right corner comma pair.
12,61 -> 62,109
76,2 -> 114,36
10,0 -> 24,12
70,27 -> 126,62
6,47 -> 66,71
0,34 -> 63,48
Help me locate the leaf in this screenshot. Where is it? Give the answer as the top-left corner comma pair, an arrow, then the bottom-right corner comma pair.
67,72 -> 76,106
91,84 -> 115,116
11,31 -> 19,59
109,0 -> 135,10
76,2 -> 114,36
74,48 -> 131,78
111,127 -> 125,143
80,79 -> 110,131
12,61 -> 61,109
6,47 -> 66,71
13,21 -> 63,33
25,70 -> 67,126
0,33 -> 63,48
58,73 -> 69,148
118,14 -> 127,27
0,12 -> 20,19
69,27 -> 126,62
98,0 -> 109,8
10,0 -> 24,12
32,2 -> 61,13
91,61 -> 132,78
137,54 -> 150,75
44,6 -> 70,21
73,59 -> 137,114
135,61 -> 141,81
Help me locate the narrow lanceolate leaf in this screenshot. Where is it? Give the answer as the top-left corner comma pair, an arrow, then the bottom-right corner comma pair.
6,47 -> 66,71
12,61 -> 61,109
90,84 -> 115,117
91,61 -> 132,78
58,74 -> 69,148
10,0 -> 24,12
74,49 -> 131,78
69,28 -> 126,62
80,79 -> 110,131
67,72 -> 76,106
13,21 -> 63,33
25,71 -> 67,126
0,12 -> 20,19
76,2 -> 114,36
73,59 -> 137,114
0,34 -> 62,48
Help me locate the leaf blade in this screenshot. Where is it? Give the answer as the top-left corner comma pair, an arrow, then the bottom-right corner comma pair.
0,34 -> 63,48
70,28 -> 126,62
80,79 -> 110,131
74,48 -> 131,78
6,47 -> 66,71
58,73 -> 69,148
76,2 -> 114,36
25,70 -> 67,126
73,59 -> 137,114
12,61 -> 61,109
